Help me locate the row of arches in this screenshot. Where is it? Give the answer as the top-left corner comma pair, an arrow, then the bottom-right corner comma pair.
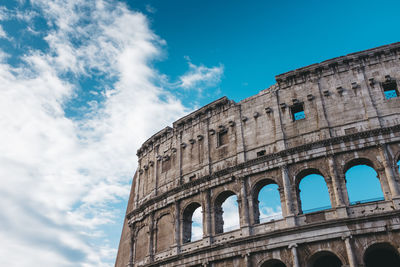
182,158 -> 400,242
260,242 -> 400,267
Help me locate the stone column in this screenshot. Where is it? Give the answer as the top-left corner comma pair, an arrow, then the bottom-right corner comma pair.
240,178 -> 251,234
203,189 -> 213,244
327,156 -> 348,218
178,132 -> 183,185
278,187 -> 287,217
135,168 -> 142,207
289,243 -> 300,267
316,80 -> 333,138
236,105 -> 247,164
127,224 -> 135,267
154,146 -> 159,196
243,252 -> 252,267
379,145 -> 400,199
247,194 -> 257,225
327,156 -> 345,206
282,165 -> 296,226
273,89 -> 288,151
205,117 -> 213,175
342,235 -> 357,267
376,167 -> 392,201
174,201 -> 181,254
149,212 -> 155,262
360,68 -> 382,128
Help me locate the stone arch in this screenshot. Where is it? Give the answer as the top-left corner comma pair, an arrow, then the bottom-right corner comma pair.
182,201 -> 203,243
250,174 -> 283,190
363,242 -> 400,267
134,224 -> 149,262
306,250 -> 343,267
251,178 -> 283,224
343,157 -> 380,176
155,213 -> 174,253
213,190 -> 240,234
343,157 -> 385,204
260,258 -> 287,267
294,168 -> 333,214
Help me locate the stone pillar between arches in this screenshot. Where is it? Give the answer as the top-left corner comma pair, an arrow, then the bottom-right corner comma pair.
379,145 -> 400,205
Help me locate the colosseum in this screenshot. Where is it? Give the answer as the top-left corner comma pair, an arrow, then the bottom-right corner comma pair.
115,42 -> 400,267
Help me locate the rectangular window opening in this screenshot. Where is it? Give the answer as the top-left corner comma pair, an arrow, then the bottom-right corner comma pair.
382,80 -> 399,99
161,159 -> 171,173
291,103 -> 305,121
217,130 -> 228,147
257,150 -> 266,157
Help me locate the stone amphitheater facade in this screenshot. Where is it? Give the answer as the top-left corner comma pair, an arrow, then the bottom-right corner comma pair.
115,42 -> 400,267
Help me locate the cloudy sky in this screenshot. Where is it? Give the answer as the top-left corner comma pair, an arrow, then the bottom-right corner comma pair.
0,0 -> 399,266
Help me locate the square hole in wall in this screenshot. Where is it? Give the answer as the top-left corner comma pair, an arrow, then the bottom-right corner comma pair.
217,130 -> 228,147
290,103 -> 305,121
257,150 -> 266,157
382,80 -> 399,99
161,159 -> 171,173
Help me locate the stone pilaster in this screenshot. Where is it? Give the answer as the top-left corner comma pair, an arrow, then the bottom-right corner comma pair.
282,165 -> 296,227
379,145 -> 400,199
342,235 -> 357,267
236,105 -> 247,164
203,189 -> 213,243
289,243 -> 300,267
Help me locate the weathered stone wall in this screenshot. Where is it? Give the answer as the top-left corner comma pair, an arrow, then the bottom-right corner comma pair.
115,42 -> 400,267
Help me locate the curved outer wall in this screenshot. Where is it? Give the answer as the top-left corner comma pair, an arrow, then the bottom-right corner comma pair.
116,42 -> 400,267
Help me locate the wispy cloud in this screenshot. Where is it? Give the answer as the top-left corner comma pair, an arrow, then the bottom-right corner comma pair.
178,57 -> 224,92
0,0 -> 207,266
145,4 -> 157,14
0,25 -> 6,38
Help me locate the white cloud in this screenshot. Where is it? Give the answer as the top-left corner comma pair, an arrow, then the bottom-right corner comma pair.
0,0 -> 207,266
178,58 -> 224,91
259,205 -> 282,222
222,195 -> 240,231
0,25 -> 7,38
145,4 -> 157,14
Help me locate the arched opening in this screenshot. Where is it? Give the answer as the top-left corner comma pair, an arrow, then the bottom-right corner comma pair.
253,180 -> 282,224
135,226 -> 149,261
261,259 -> 286,267
214,191 -> 240,234
308,251 -> 342,267
345,161 -> 384,204
297,169 -> 331,214
364,242 -> 400,267
156,214 -> 174,252
182,202 -> 203,243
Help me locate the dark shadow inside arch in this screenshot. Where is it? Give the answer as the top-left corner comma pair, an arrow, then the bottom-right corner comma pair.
261,259 -> 286,267
364,242 -> 400,267
182,202 -> 202,243
345,163 -> 384,205
296,169 -> 331,214
214,191 -> 239,234
253,179 -> 282,224
309,251 -> 342,267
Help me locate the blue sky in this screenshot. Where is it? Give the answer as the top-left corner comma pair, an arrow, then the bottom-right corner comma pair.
0,0 -> 399,266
